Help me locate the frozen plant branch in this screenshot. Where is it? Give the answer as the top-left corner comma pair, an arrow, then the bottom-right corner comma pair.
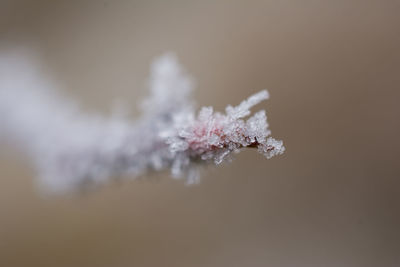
0,51 -> 284,193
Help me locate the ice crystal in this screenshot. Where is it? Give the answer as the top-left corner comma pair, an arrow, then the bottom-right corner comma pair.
0,50 -> 284,193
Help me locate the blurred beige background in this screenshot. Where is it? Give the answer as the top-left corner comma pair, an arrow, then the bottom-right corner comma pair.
1,0 -> 399,266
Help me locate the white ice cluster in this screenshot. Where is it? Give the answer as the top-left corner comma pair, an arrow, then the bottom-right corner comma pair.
0,50 -> 284,193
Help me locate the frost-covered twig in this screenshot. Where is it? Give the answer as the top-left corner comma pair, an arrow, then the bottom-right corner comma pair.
0,51 -> 284,193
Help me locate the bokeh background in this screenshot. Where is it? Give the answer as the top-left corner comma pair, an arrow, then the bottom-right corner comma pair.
1,1 -> 399,266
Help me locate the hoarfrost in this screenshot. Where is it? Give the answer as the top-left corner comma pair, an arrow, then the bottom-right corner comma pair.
0,50 -> 284,193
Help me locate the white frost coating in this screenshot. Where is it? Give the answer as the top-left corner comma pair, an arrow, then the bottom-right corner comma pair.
0,50 -> 284,193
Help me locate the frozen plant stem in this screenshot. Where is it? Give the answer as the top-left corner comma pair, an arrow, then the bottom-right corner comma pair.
0,51 -> 284,193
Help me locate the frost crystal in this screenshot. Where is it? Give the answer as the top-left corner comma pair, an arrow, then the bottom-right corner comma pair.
0,50 -> 284,193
